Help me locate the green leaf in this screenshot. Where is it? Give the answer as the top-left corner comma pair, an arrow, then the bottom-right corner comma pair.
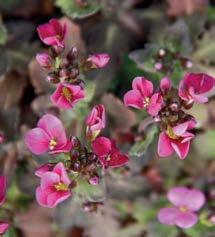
207,6 -> 215,22
73,178 -> 106,202
55,0 -> 101,19
129,125 -> 157,157
4,227 -> 17,237
0,23 -> 7,45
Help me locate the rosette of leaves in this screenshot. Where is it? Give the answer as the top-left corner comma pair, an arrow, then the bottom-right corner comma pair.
55,0 -> 101,19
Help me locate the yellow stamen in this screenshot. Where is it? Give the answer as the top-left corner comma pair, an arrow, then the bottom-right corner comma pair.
179,206 -> 188,212
166,126 -> 179,140
62,87 -> 72,102
143,97 -> 150,107
49,138 -> 57,150
54,182 -> 68,191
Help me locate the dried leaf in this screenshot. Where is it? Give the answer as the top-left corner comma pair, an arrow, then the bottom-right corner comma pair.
102,94 -> 136,133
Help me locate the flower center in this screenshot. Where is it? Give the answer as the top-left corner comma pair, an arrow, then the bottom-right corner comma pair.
143,97 -> 150,107
106,155 -> 111,161
166,126 -> 179,140
179,206 -> 188,213
62,87 -> 72,102
54,182 -> 68,191
49,138 -> 57,150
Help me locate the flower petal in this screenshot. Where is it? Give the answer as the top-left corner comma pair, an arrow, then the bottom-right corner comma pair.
183,189 -> 205,211
0,222 -> 9,234
47,191 -> 71,208
157,132 -> 173,157
92,137 -> 112,157
0,176 -> 6,205
132,77 -> 153,97
123,90 -> 143,109
175,211 -> 198,229
171,140 -> 190,159
37,114 -> 67,146
167,186 -> 189,206
147,93 -> 163,116
53,162 -> 71,185
157,208 -> 179,225
25,128 -> 49,155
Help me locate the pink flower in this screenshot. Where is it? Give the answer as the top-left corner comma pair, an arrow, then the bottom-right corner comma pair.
37,18 -> 66,48
158,186 -> 205,229
92,137 -> 128,168
36,53 -> 52,69
86,104 -> 106,139
158,120 -> 196,159
0,176 -> 6,205
25,114 -> 72,155
0,177 -> 9,234
178,73 -> 214,103
35,164 -> 53,177
160,77 -> 171,92
0,134 -> 4,144
124,77 -> 163,116
50,83 -> 84,109
36,162 -> 71,208
87,54 -> 110,69
0,222 -> 9,235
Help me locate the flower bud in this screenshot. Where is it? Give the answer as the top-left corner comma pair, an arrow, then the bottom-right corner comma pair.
70,136 -> 81,148
154,62 -> 162,71
88,175 -> 99,185
47,72 -> 60,84
59,68 -> 70,79
67,47 -> 78,61
160,77 -> 171,92
70,68 -> 79,79
36,53 -> 52,69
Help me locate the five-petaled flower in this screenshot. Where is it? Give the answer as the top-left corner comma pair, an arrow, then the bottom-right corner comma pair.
179,73 -> 214,104
36,162 -> 71,208
0,176 -> 9,235
50,83 -> 85,109
92,136 -> 128,168
157,186 -> 205,228
37,18 -> 66,48
124,77 -> 163,116
86,104 -> 106,140
158,120 -> 196,159
87,54 -> 110,69
25,114 -> 72,155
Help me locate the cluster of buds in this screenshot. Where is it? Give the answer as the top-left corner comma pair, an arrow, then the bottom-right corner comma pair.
25,104 -> 128,208
153,48 -> 193,72
36,18 -> 110,109
124,73 -> 215,159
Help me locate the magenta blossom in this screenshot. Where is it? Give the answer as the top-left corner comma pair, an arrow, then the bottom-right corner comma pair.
158,120 -> 196,159
0,176 -> 9,234
0,176 -> 6,205
37,18 -> 66,48
36,162 -> 71,208
87,54 -> 110,69
92,137 -> 128,168
160,76 -> 171,92
86,104 -> 106,139
158,186 -> 205,229
179,73 -> 214,103
25,114 -> 72,155
124,77 -> 163,116
0,222 -> 9,235
50,83 -> 84,109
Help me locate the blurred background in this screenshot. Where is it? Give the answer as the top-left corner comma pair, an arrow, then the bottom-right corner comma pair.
0,0 -> 215,236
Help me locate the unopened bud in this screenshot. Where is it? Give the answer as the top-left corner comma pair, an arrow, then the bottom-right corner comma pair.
67,47 -> 78,61
47,72 -> 59,84
88,175 -> 99,185
36,53 -> 52,69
